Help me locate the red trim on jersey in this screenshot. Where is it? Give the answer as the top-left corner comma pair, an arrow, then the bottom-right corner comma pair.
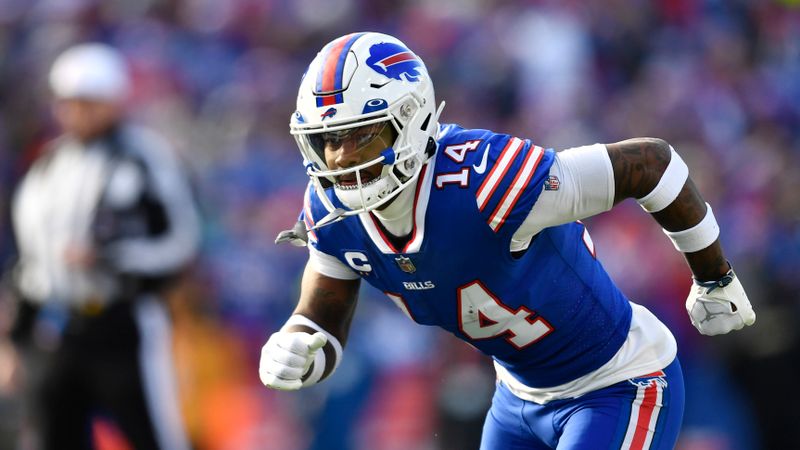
384,291 -> 417,322
476,138 -> 522,212
303,186 -> 318,242
367,164 -> 428,254
368,213 -> 400,253
402,164 -> 428,253
478,310 -> 499,328
487,146 -> 544,232
443,139 -> 481,163
435,168 -> 470,189
638,370 -> 666,378
455,279 -> 554,350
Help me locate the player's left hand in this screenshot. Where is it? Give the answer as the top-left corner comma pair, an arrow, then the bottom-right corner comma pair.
686,268 -> 756,336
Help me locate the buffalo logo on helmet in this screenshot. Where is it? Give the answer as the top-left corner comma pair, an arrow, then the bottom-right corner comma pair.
366,42 -> 423,83
320,107 -> 337,120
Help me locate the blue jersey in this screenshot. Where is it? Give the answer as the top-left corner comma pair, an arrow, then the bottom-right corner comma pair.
303,124 -> 632,388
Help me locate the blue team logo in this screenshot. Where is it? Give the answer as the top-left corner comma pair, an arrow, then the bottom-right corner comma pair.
366,42 -> 423,82
320,107 -> 337,120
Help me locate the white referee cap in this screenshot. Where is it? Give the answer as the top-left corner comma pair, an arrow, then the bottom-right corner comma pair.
49,43 -> 130,101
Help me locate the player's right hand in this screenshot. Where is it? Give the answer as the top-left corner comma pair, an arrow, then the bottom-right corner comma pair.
685,269 -> 756,336
259,330 -> 327,390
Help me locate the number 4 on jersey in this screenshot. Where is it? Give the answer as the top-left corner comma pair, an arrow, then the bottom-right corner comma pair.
458,281 -> 553,349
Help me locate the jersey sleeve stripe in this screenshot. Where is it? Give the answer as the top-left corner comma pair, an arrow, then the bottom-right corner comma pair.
487,146 -> 544,232
303,184 -> 318,243
476,137 -> 524,211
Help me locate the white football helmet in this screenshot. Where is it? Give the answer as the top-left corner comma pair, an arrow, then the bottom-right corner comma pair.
290,32 -> 443,226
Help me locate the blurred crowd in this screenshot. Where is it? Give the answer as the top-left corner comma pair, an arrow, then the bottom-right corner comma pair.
0,0 -> 798,449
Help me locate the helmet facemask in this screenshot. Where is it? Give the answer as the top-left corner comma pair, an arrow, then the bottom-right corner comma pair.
299,119 -> 399,210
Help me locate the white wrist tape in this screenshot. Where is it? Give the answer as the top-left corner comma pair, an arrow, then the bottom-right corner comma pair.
664,203 -> 720,253
637,146 -> 689,213
283,314 -> 343,386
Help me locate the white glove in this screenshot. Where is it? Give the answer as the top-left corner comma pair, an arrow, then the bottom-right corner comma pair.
259,330 -> 327,390
686,269 -> 756,336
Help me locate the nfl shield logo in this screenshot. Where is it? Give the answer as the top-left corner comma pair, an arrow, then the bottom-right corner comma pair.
395,256 -> 416,273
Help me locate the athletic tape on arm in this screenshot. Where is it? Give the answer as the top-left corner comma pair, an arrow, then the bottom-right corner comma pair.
283,314 -> 343,386
664,203 -> 720,253
636,146 -> 689,213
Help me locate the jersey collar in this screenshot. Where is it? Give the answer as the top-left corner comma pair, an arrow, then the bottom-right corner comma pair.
358,156 -> 436,254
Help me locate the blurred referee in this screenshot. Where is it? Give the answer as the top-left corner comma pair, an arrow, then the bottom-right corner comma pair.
6,43 -> 198,450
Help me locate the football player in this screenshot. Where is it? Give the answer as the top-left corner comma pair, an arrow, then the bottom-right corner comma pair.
260,32 -> 755,449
